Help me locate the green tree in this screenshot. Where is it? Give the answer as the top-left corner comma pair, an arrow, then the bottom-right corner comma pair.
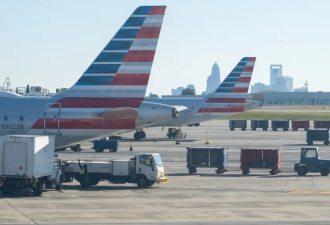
181,88 -> 196,95
251,89 -> 275,103
149,94 -> 159,97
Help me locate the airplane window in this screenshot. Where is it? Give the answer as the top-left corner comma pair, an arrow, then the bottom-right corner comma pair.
12,116 -> 15,121
20,116 -> 24,121
4,116 -> 8,121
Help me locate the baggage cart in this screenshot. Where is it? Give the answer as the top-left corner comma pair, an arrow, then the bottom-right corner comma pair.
186,147 -> 228,174
240,148 -> 281,175
292,120 -> 310,131
314,121 -> 330,129
229,120 -> 247,131
306,129 -> 330,145
271,120 -> 289,131
251,120 -> 268,131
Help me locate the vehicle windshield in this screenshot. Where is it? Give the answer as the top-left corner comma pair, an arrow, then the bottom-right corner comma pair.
153,155 -> 163,167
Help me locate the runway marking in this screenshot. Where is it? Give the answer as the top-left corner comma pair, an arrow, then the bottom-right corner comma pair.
289,191 -> 330,194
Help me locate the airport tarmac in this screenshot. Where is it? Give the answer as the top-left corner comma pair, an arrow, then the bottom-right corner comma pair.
1,120 -> 330,224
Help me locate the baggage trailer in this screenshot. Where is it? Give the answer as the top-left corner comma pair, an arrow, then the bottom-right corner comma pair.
92,137 -> 119,152
271,120 -> 289,131
240,148 -> 281,175
0,135 -> 62,196
186,147 -> 228,174
314,120 -> 330,129
229,120 -> 247,131
251,120 -> 268,131
62,153 -> 168,188
295,147 -> 330,176
292,120 -> 310,131
306,129 -> 330,145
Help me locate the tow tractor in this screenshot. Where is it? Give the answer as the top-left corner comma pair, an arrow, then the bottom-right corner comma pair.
167,127 -> 187,139
62,153 -> 168,188
295,147 -> 330,176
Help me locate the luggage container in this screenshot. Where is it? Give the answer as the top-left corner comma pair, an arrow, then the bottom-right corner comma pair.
306,129 -> 330,145
271,120 -> 289,131
240,148 -> 281,175
229,120 -> 247,131
314,121 -> 330,129
186,147 -> 228,174
251,120 -> 268,131
292,120 -> 310,131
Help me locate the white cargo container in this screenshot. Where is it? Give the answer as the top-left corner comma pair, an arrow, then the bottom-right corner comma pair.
0,135 -> 62,196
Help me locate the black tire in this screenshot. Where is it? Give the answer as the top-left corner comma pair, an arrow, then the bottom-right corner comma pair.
140,131 -> 146,139
89,177 -> 100,186
56,176 -> 63,191
242,169 -> 250,175
304,128 -> 307,131
2,191 -> 13,195
307,141 -> 313,145
320,168 -> 329,176
189,168 -> 195,174
265,128 -> 268,131
270,170 -> 277,175
94,146 -> 104,153
297,166 -> 308,176
33,181 -> 44,196
137,176 -> 148,188
134,132 -> 141,140
324,141 -> 329,146
109,148 -> 115,152
71,147 -> 78,152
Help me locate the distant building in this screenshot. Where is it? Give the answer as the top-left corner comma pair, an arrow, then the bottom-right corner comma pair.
251,82 -> 271,93
284,76 -> 293,92
270,65 -> 282,87
294,87 -> 306,92
264,92 -> 330,105
205,62 -> 220,94
171,87 -> 184,95
272,75 -> 293,92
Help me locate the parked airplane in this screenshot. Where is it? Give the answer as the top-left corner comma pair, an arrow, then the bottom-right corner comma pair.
0,6 -> 183,148
133,57 -> 260,139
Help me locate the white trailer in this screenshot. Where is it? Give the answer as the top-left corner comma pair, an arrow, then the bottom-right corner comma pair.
63,153 -> 168,188
0,135 -> 62,196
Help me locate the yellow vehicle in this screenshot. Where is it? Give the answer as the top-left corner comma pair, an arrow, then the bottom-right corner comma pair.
167,127 -> 187,139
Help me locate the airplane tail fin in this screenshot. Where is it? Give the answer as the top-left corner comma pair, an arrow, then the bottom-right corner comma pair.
207,57 -> 256,103
61,6 -> 166,98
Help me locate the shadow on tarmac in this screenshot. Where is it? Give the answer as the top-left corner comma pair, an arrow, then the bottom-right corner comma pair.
120,138 -> 197,143
61,185 -> 156,191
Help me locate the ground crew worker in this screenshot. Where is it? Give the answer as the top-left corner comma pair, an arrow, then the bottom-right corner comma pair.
78,159 -> 89,188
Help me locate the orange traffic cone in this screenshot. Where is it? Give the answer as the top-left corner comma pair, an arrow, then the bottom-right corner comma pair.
175,137 -> 180,145
154,136 -> 157,142
129,143 -> 133,151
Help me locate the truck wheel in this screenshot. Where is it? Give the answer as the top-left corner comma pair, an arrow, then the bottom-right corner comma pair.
89,177 -> 100,186
324,141 -> 330,146
33,181 -> 44,196
94,146 -> 104,153
320,168 -> 329,176
242,169 -> 250,175
307,141 -> 313,145
188,168 -> 195,174
297,166 -> 308,176
137,176 -> 148,188
2,191 -> 13,195
109,148 -> 115,152
56,176 -> 63,191
270,170 -> 277,175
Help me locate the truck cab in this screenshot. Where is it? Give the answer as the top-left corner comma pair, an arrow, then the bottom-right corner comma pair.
295,147 -> 330,176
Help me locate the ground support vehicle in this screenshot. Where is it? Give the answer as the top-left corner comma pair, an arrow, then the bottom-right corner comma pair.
188,123 -> 200,127
271,120 -> 289,131
314,120 -> 330,129
240,148 -> 281,175
229,120 -> 247,131
295,147 -> 330,176
251,120 -> 268,131
55,144 -> 81,152
167,127 -> 187,139
306,129 -> 330,145
0,135 -> 62,196
186,147 -> 228,174
62,153 -> 168,188
292,120 -> 310,131
92,137 -> 119,152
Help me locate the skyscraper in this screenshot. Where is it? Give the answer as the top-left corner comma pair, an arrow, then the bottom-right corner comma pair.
270,65 -> 282,87
206,62 -> 220,94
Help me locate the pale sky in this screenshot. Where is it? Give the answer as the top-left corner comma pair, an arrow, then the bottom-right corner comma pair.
1,0 -> 330,95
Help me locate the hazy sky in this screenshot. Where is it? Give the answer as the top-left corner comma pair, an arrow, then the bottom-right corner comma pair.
1,0 -> 330,95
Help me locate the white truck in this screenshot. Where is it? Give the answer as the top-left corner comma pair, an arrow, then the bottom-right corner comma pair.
0,135 -> 63,196
63,153 -> 168,188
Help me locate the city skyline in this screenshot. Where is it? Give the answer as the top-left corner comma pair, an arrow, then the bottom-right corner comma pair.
1,1 -> 330,95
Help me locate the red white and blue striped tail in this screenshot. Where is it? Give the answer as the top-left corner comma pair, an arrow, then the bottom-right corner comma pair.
207,57 -> 256,103
61,6 -> 166,98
